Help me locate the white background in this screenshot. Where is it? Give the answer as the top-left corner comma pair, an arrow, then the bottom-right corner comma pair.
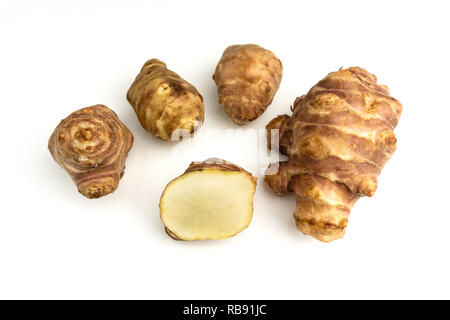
1,0 -> 449,299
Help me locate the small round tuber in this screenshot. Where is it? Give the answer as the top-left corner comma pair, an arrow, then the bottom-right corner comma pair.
127,59 -> 204,141
48,104 -> 133,199
213,44 -> 283,125
159,158 -> 257,240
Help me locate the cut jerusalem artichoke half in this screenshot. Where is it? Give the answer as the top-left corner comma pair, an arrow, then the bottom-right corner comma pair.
159,159 -> 257,240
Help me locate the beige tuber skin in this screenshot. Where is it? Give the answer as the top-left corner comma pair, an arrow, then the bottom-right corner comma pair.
265,67 -> 402,242
213,44 -> 283,125
127,59 -> 204,141
48,104 -> 133,199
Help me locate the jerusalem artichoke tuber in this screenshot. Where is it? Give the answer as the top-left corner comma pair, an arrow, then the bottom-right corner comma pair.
127,59 -> 204,141
160,158 -> 257,240
265,67 -> 402,242
213,44 -> 283,125
48,104 -> 133,199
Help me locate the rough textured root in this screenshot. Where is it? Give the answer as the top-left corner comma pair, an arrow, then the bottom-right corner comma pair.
48,104 -> 133,199
264,161 -> 297,195
213,44 -> 283,125
127,58 -> 204,141
264,67 -> 402,242
291,173 -> 358,242
160,158 -> 257,241
266,115 -> 292,155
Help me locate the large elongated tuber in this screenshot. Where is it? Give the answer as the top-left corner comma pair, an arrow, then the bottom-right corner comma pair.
49,104 -> 133,199
127,59 -> 204,141
160,158 -> 257,240
213,44 -> 283,125
265,67 -> 402,242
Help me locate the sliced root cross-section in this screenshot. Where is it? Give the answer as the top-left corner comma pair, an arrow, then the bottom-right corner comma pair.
160,159 -> 257,240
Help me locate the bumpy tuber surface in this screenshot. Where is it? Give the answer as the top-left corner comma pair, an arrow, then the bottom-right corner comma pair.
127,59 -> 204,141
213,44 -> 283,125
265,67 -> 402,242
49,104 -> 133,199
159,159 -> 257,240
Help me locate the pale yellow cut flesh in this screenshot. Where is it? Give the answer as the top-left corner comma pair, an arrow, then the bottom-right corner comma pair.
160,170 -> 256,240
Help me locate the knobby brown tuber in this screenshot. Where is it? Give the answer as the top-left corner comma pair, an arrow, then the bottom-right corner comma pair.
213,44 -> 283,125
265,67 -> 402,242
160,158 -> 257,240
127,59 -> 204,141
49,104 -> 133,199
